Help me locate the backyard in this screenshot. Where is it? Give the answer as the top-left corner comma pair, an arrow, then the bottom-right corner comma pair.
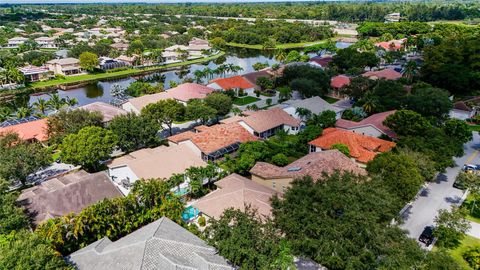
443,235 -> 480,270
233,96 -> 260,106
462,193 -> 480,223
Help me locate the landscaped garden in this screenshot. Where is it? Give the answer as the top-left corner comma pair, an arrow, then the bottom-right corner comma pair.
443,235 -> 480,270
233,96 -> 260,106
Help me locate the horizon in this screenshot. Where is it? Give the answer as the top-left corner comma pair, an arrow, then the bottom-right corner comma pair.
2,0 -> 391,4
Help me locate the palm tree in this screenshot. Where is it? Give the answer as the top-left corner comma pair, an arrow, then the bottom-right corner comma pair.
361,92 -> 379,114
16,106 -> 34,119
295,107 -> 312,121
214,65 -> 227,78
33,98 -> 51,115
193,70 -> 205,83
65,97 -> 78,107
47,93 -> 67,111
231,107 -> 243,116
203,67 -> 214,80
274,49 -> 287,63
403,60 -> 418,83
278,86 -> 292,101
0,107 -> 13,122
229,64 -> 243,75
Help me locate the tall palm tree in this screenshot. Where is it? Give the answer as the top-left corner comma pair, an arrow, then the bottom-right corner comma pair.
203,67 -> 214,80
193,70 -> 205,83
403,60 -> 418,83
33,98 -> 51,115
16,106 -> 34,119
361,92 -> 379,114
47,93 -> 67,111
295,107 -> 312,121
229,64 -> 243,75
274,49 -> 287,63
231,107 -> 243,116
65,97 -> 78,107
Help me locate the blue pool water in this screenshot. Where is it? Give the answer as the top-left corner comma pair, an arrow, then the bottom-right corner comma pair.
174,187 -> 189,197
182,206 -> 200,221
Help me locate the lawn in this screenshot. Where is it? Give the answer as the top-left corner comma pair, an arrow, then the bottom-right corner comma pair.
468,125 -> 480,132
30,51 -> 225,89
321,95 -> 339,104
444,235 -> 480,269
226,39 -> 328,50
233,96 -> 260,106
462,193 -> 480,223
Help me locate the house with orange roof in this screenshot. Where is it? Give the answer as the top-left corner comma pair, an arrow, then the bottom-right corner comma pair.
375,39 -> 404,51
330,75 -> 351,90
308,128 -> 396,165
167,122 -> 258,161
208,75 -> 256,95
335,110 -> 396,138
0,118 -> 48,143
250,150 -> 366,193
222,107 -> 302,138
362,68 -> 402,81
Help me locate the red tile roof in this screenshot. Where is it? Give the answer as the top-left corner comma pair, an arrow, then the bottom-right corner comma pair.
362,68 -> 402,80
0,118 -> 48,142
168,122 -> 258,155
210,76 -> 254,90
250,150 -> 366,180
375,41 -> 403,51
330,75 -> 351,89
167,83 -> 214,102
193,173 -> 279,219
335,110 -> 397,138
308,128 -> 396,163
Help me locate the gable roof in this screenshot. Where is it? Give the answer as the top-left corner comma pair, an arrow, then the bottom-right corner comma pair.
309,56 -> 333,67
330,75 -> 351,89
0,118 -> 48,142
362,68 -> 402,80
17,171 -> 122,225
309,128 -> 396,163
125,92 -> 170,112
78,102 -> 127,123
67,217 -> 233,270
335,110 -> 396,138
250,150 -> 366,181
108,144 -> 207,180
239,107 -> 301,133
210,75 -> 255,90
284,96 -> 345,115
46,57 -> 79,66
193,173 -> 279,219
168,122 -> 258,155
242,70 -> 272,89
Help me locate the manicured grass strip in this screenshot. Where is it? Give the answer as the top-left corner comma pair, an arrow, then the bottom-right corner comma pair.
321,95 -> 339,104
233,96 -> 260,106
226,39 -> 328,50
443,235 -> 480,270
462,193 -> 480,224
468,125 -> 480,132
30,52 -> 225,89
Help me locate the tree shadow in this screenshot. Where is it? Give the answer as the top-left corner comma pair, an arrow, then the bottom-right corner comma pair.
436,173 -> 448,183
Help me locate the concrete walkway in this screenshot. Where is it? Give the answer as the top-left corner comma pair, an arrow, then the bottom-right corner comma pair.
467,220 -> 480,239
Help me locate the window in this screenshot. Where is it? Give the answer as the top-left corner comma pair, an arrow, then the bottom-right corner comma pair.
272,181 -> 276,189
282,185 -> 286,192
310,145 -> 316,153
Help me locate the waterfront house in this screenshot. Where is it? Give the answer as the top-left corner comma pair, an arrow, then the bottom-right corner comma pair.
208,75 -> 256,95
19,65 -> 52,82
46,57 -> 82,76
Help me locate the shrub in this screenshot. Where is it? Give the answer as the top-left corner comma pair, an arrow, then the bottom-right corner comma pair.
463,246 -> 480,269
198,216 -> 206,227
331,143 -> 350,157
271,153 -> 290,166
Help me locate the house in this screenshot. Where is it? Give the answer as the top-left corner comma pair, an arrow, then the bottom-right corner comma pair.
242,69 -> 273,90
19,65 -> 51,82
335,110 -> 396,138
98,57 -> 129,70
115,55 -> 137,66
223,107 -> 302,138
450,100 -> 479,120
168,122 -> 258,161
66,217 -> 234,270
308,128 -> 396,165
77,102 -> 127,124
193,173 -> 279,220
164,44 -> 189,53
362,68 -> 402,80
250,150 -> 366,193
6,37 -> 28,48
280,96 -> 345,120
0,118 -> 48,142
45,57 -> 82,76
208,76 -> 256,95
107,144 -> 206,195
17,170 -> 123,225
308,55 -> 333,68
330,75 -> 351,90
122,83 -> 214,113
385,12 -> 401,23
161,50 -> 181,63
110,42 -> 129,51
34,36 -> 57,49
187,37 -> 211,56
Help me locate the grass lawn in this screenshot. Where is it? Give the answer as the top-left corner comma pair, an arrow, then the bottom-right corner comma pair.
442,235 -> 480,269
233,96 -> 260,106
226,39 -> 328,50
51,151 -> 61,162
30,51 -> 225,89
461,193 -> 480,223
468,125 -> 480,132
321,95 -> 339,104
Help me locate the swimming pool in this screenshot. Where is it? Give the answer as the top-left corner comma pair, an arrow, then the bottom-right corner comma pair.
182,206 -> 200,221
174,187 -> 189,197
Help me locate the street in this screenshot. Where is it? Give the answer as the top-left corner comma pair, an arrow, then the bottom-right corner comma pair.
400,132 -> 480,248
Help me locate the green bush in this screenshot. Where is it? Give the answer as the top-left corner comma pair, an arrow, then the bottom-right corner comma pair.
331,143 -> 350,157
463,246 -> 480,269
198,216 -> 206,227
271,153 -> 290,166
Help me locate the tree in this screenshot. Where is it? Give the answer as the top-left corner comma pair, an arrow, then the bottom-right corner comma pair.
444,119 -> 473,144
295,107 -> 312,121
47,93 -> 67,111
210,37 -> 226,50
252,62 -> 269,71
307,110 -> 337,128
0,133 -> 50,186
271,153 -> 289,166
125,81 -> 161,97
331,143 -> 350,157
256,76 -> 274,90
434,207 -> 471,249
278,86 -> 292,101
205,207 -> 295,270
186,99 -> 217,124
463,246 -> 480,269
60,126 -> 118,172
341,76 -> 375,101
403,60 -> 419,83
46,109 -> 103,144
79,51 -> 99,72
383,110 -> 431,137
32,98 -> 51,115
204,93 -> 233,120
141,99 -> 185,136
0,179 -> 29,234
406,86 -> 452,118
108,113 -> 162,153
290,78 -> 323,98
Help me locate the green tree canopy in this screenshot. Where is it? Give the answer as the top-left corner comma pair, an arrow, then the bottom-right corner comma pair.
406,85 -> 452,118
79,51 -> 99,72
186,99 -> 217,124
141,99 -> 186,136
203,92 -> 233,119
46,109 -> 103,144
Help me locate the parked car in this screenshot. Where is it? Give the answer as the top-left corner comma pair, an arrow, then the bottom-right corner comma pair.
462,164 -> 480,172
419,226 -> 435,246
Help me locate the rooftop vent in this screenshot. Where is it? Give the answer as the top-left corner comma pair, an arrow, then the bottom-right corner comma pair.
287,167 -> 302,172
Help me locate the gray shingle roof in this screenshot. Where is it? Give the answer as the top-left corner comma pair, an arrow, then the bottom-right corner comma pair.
67,217 -> 234,270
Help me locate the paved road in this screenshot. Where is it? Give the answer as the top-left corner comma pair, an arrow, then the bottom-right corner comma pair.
467,221 -> 480,238
400,132 -> 480,247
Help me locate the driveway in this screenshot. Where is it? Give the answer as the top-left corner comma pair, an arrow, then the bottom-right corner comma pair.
400,132 -> 480,248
